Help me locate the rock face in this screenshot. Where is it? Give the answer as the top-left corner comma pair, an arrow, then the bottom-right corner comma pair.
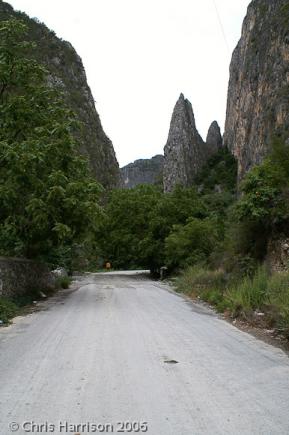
224,0 -> 289,181
0,1 -> 120,189
266,238 -> 289,273
206,121 -> 223,152
163,94 -> 222,192
121,155 -> 164,189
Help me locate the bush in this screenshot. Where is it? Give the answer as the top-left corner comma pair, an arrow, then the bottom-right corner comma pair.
224,139 -> 289,271
0,297 -> 18,324
56,276 -> 72,289
194,147 -> 237,193
165,218 -> 220,269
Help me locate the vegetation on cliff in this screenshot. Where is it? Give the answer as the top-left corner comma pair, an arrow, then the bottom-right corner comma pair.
0,1 -> 120,189
0,19 -> 102,268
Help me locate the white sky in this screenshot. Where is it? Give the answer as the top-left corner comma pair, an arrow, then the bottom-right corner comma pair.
8,0 -> 250,167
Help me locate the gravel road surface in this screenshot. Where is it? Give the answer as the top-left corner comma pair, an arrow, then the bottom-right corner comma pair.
1,272 -> 289,435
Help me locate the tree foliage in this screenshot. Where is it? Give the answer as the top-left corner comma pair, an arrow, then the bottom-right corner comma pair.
194,147 -> 237,194
98,140 -> 289,276
98,185 -> 223,272
0,19 -> 102,266
225,138 -> 289,267
97,185 -> 162,270
165,217 -> 219,268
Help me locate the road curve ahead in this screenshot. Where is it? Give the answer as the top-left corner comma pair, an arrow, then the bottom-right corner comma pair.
1,272 -> 289,435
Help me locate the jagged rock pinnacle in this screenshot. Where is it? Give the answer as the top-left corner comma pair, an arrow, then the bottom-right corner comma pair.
163,95 -> 220,193
163,94 -> 204,192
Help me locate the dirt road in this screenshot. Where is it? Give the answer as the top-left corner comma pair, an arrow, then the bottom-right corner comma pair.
1,272 -> 289,434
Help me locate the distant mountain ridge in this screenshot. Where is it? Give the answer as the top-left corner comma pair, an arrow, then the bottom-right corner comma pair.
121,155 -> 164,189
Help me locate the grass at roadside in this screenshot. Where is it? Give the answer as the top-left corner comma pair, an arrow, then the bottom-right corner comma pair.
0,276 -> 72,325
0,288 -> 51,325
175,265 -> 289,339
0,298 -> 18,324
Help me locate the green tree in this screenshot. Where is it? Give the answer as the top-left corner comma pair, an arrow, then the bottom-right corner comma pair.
98,185 -> 209,273
97,185 -> 162,270
141,186 -> 207,271
165,217 -> 219,269
0,19 -> 102,267
225,138 -> 289,268
194,147 -> 237,194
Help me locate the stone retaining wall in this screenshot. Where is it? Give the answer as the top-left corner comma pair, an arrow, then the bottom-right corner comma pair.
0,257 -> 54,298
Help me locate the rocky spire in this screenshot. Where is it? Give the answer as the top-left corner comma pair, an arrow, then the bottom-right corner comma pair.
206,121 -> 223,152
163,94 -> 206,193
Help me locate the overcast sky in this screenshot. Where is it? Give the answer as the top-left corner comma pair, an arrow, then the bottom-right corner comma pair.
8,0 -> 250,167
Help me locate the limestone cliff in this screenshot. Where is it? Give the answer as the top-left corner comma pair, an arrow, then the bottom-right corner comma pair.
224,0 -> 289,180
0,1 -> 120,189
163,94 -> 222,192
121,155 -> 164,189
